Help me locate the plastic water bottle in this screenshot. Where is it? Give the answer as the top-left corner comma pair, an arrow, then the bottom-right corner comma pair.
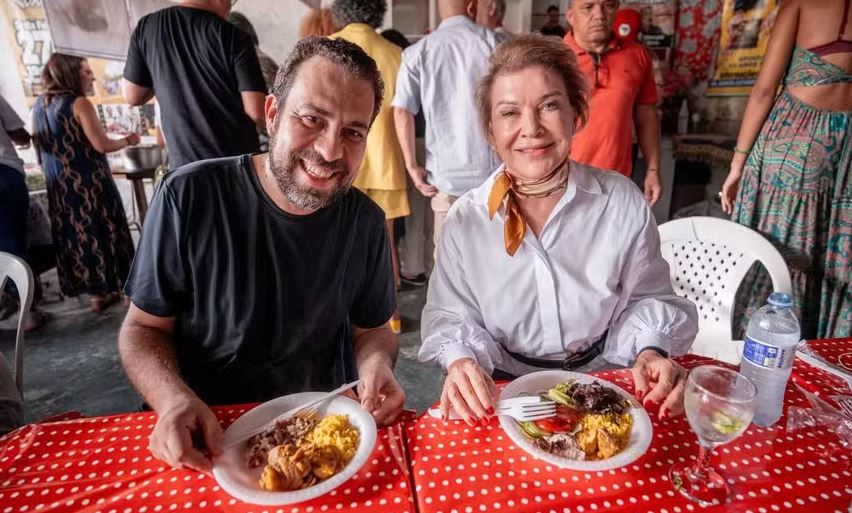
740,292 -> 801,427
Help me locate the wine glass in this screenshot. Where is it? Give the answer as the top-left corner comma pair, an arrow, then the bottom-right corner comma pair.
669,365 -> 757,507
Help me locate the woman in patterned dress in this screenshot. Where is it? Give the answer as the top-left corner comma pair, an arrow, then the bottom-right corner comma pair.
32,54 -> 139,312
721,0 -> 852,339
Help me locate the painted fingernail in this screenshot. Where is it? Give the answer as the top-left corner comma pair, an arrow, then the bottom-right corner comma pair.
487,407 -> 495,415
660,408 -> 669,420
635,390 -> 645,401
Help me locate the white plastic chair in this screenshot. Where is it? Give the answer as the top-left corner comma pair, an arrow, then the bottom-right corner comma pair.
0,251 -> 34,397
658,217 -> 792,364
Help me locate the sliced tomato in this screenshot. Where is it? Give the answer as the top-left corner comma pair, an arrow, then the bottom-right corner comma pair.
555,404 -> 582,425
534,416 -> 573,433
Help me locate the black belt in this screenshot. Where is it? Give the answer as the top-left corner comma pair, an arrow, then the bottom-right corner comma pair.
500,331 -> 607,371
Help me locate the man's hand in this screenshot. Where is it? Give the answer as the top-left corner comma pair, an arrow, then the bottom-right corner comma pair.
358,360 -> 406,426
440,358 -> 496,426
408,165 -> 438,198
644,170 -> 663,207
148,394 -> 222,474
631,349 -> 687,421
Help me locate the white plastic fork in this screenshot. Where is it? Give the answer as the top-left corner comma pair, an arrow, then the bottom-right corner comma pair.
427,399 -> 556,422
499,401 -> 557,422
835,397 -> 852,419
223,380 -> 360,449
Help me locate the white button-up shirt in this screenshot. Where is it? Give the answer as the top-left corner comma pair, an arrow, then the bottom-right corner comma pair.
419,161 -> 698,376
392,16 -> 503,197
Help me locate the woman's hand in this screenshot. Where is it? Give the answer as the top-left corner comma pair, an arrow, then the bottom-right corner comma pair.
440,358 -> 496,426
721,159 -> 745,215
125,133 -> 141,146
631,349 -> 688,421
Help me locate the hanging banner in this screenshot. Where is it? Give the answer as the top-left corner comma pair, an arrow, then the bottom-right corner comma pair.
2,0 -> 136,112
618,0 -> 677,98
1,0 -> 52,103
708,0 -> 779,96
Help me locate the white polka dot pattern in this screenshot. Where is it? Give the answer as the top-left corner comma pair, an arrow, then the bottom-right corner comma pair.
0,406 -> 416,513
407,354 -> 852,513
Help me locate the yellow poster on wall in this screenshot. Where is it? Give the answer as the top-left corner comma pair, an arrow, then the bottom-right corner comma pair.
1,0 -> 52,103
708,0 -> 779,96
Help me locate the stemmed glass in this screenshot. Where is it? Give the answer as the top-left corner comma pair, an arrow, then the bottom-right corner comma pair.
669,365 -> 757,507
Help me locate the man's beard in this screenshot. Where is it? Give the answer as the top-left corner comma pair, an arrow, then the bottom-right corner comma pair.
267,147 -> 351,211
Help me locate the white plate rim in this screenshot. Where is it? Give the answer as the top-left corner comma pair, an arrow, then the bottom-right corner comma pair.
212,392 -> 377,505
498,370 -> 653,471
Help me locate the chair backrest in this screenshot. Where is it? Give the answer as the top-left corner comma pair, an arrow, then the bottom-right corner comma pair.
0,252 -> 34,396
658,217 -> 792,363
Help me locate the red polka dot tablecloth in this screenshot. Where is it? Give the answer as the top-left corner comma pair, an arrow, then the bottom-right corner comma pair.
0,405 -> 416,513
406,355 -> 852,513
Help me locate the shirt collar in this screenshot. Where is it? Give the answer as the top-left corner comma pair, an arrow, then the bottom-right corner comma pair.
564,31 -> 621,55
437,15 -> 475,30
338,23 -> 376,34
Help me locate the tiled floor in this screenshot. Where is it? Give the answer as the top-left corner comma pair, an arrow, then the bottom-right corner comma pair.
0,273 -> 443,423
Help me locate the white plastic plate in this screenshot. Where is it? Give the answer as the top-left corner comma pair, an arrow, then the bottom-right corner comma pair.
212,392 -> 377,505
498,370 -> 652,470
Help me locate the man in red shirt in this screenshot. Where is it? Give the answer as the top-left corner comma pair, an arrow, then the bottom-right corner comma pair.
564,0 -> 662,205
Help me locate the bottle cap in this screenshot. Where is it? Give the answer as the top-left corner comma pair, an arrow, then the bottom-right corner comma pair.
768,292 -> 793,308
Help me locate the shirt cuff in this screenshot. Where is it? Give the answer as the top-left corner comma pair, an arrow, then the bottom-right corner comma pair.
634,331 -> 672,361
438,343 -> 479,371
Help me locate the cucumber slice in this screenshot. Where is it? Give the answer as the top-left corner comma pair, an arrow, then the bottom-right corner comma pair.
547,388 -> 574,407
521,420 -> 551,438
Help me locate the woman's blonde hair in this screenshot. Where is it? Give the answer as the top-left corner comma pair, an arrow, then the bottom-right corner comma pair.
298,8 -> 337,38
475,34 -> 589,140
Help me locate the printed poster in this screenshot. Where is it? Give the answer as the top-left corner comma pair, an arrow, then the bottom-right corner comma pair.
708,0 -> 779,96
1,0 -> 52,102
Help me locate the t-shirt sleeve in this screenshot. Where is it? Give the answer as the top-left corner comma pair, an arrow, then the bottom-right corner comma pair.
124,181 -> 189,317
350,207 -> 395,329
231,29 -> 267,93
0,95 -> 24,131
123,22 -> 153,88
636,47 -> 659,105
391,46 -> 422,114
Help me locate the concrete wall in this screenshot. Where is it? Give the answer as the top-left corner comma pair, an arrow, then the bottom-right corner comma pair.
234,0 -> 314,65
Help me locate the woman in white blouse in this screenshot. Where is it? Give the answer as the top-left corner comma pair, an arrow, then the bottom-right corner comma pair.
419,35 -> 698,425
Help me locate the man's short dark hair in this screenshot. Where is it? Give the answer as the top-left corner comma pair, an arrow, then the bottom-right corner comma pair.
330,0 -> 387,29
272,37 -> 384,125
547,4 -> 559,13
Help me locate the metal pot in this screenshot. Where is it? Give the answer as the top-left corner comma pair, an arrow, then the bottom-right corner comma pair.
123,144 -> 163,172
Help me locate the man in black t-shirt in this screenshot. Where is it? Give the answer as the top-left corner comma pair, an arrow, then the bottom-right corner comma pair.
539,4 -> 567,38
119,37 -> 404,473
122,0 -> 267,168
